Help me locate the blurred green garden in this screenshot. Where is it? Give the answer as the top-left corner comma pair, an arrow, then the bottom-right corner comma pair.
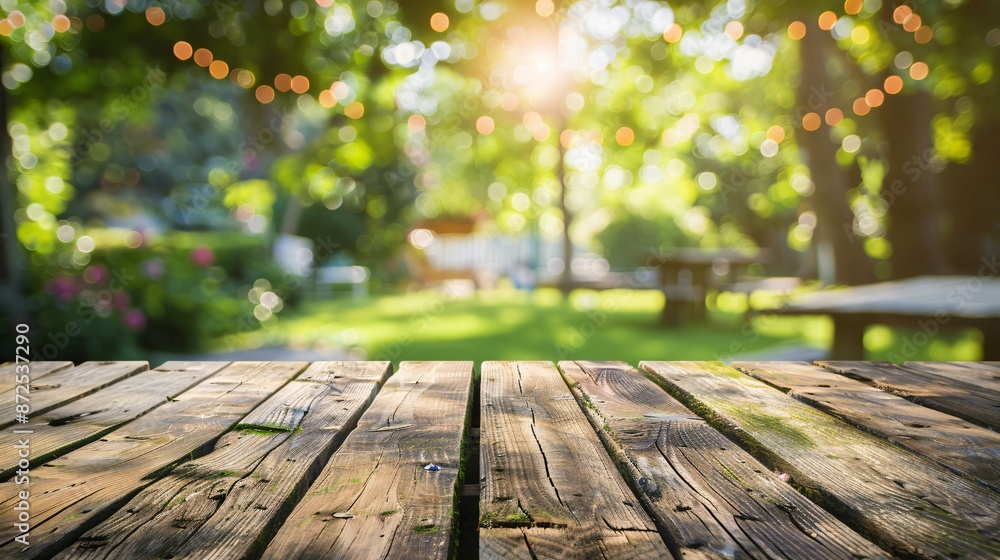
1,0 -> 998,362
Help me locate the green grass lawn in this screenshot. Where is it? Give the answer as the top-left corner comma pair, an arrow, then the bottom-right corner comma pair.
219,288 -> 985,366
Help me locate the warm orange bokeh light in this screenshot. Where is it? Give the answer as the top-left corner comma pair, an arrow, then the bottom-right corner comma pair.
52,15 -> 71,33
7,11 -> 24,28
663,23 -> 683,43
865,89 -> 885,108
766,125 -> 785,143
560,129 -> 576,148
825,108 -> 843,126
318,90 -> 336,108
725,21 -> 744,40
476,115 -> 495,134
914,26 -> 933,44
523,111 -> 543,130
844,0 -> 863,15
884,75 -> 904,94
209,60 -> 229,80
145,7 -> 165,26
193,48 -> 213,67
274,74 -> 292,92
902,14 -> 921,32
255,85 -> 275,104
173,41 -> 193,60
616,127 -> 635,146
344,102 -> 365,119
290,75 -> 310,94
787,21 -> 806,41
893,6 -> 912,24
430,12 -> 449,32
535,0 -> 554,17
802,112 -> 821,131
853,98 -> 871,116
500,92 -> 519,111
408,114 -> 427,133
909,62 -> 929,80
818,11 -> 837,31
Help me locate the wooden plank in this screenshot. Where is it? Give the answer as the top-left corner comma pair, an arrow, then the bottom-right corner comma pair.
641,361 -> 1000,559
0,361 -> 305,559
0,361 -> 149,428
0,361 -> 73,393
56,361 -> 391,560
262,361 -> 473,560
479,361 -> 668,560
902,361 -> 1000,394
819,360 -> 1000,431
560,361 -> 889,560
0,361 -> 230,481
737,361 -> 1000,493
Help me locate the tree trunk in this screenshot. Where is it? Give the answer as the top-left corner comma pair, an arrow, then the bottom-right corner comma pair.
797,21 -> 876,285
879,90 -> 951,277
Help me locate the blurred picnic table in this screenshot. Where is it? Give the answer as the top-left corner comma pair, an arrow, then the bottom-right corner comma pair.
655,248 -> 767,326
775,275 -> 1000,360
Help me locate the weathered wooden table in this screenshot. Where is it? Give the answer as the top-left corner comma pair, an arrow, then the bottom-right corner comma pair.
3,360 -> 999,559
775,275 -> 1000,360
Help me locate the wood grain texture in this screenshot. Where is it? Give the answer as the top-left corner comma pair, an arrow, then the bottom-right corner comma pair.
262,361 -> 473,560
0,361 -> 305,559
0,361 -> 148,428
641,361 -> 1000,559
55,361 -> 391,560
560,361 -> 889,560
0,361 -> 73,393
737,361 -> 1000,493
0,361 -> 229,481
479,361 -> 668,560
901,362 -> 1000,394
819,360 -> 1000,431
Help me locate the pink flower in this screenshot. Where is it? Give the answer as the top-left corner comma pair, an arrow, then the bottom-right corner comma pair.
83,265 -> 109,284
141,259 -> 166,279
46,276 -> 76,302
123,309 -> 147,331
113,292 -> 131,311
190,246 -> 215,268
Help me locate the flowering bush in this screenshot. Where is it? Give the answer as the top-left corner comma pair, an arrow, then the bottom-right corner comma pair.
25,230 -> 302,361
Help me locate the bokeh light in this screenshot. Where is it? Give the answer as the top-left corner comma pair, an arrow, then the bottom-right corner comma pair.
766,125 -> 785,143
408,114 -> 426,133
818,11 -> 837,31
787,21 -> 806,41
345,102 -> 364,119
145,7 -> 165,26
209,60 -> 229,80
291,75 -> 310,94
802,112 -> 821,131
535,0 -> 554,18
615,127 -> 635,146
865,89 -> 884,108
884,75 -> 903,94
663,23 -> 682,43
430,12 -> 449,32
910,62 -> 929,80
193,48 -> 213,67
173,41 -> 193,60
275,73 -> 292,92
255,85 -> 275,104
476,116 -> 495,135
825,108 -> 843,126
725,21 -> 744,40
52,15 -> 71,33
844,0 -> 863,15
853,98 -> 871,115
